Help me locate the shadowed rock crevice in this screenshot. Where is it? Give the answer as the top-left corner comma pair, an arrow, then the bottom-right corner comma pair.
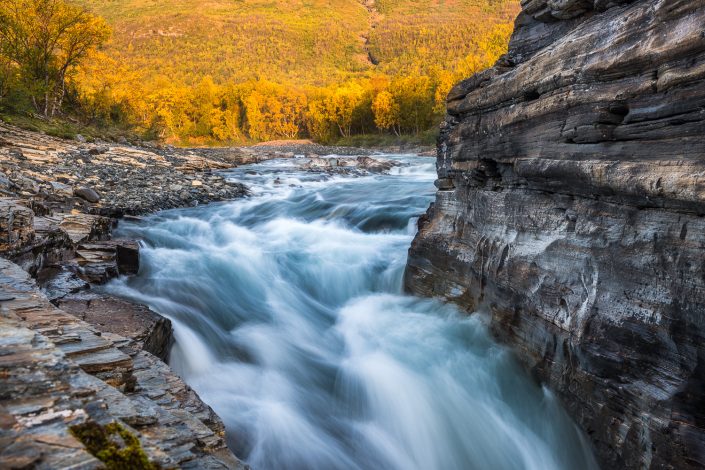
405,0 -> 705,468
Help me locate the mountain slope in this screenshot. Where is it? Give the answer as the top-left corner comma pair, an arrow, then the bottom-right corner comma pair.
53,0 -> 519,144
75,0 -> 518,86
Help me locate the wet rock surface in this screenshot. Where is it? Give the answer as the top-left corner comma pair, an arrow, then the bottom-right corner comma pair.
300,155 -> 401,174
58,294 -> 173,363
0,259 -> 245,469
406,0 -> 705,468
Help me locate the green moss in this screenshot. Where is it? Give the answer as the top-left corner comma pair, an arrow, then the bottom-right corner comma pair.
70,421 -> 159,470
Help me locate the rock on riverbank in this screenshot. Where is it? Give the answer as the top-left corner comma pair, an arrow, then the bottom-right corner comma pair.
0,122 -> 250,217
405,0 -> 705,468
0,122 -> 257,468
0,258 -> 244,469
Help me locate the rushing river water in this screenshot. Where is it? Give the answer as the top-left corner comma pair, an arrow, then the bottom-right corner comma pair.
105,155 -> 598,470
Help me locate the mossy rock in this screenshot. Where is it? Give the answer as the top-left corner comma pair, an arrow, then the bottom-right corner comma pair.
70,421 -> 159,470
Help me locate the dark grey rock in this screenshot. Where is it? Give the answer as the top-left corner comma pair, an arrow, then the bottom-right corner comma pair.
74,187 -> 100,203
405,1 -> 705,468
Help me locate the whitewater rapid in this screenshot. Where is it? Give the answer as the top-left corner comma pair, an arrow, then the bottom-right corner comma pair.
105,155 -> 598,470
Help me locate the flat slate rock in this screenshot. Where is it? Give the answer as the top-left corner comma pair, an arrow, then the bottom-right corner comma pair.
0,258 -> 245,469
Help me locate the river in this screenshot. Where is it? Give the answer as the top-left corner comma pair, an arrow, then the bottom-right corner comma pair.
104,154 -> 598,470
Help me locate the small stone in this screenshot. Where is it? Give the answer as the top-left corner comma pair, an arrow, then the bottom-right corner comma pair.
191,180 -> 203,187
74,187 -> 101,203
50,181 -> 74,198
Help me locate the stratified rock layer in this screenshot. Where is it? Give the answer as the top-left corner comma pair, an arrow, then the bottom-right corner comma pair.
405,0 -> 705,468
0,258 -> 244,469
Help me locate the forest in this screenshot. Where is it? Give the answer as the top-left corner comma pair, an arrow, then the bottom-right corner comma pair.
0,0 -> 519,145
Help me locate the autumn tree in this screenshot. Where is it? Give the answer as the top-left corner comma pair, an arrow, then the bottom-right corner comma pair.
325,83 -> 365,138
210,83 -> 243,142
148,82 -> 196,139
372,90 -> 400,136
392,75 -> 434,134
73,50 -> 146,125
0,55 -> 14,103
0,0 -> 111,117
306,95 -> 337,143
244,81 -> 307,141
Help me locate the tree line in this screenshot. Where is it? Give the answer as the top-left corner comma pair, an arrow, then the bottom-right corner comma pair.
0,0 -> 514,144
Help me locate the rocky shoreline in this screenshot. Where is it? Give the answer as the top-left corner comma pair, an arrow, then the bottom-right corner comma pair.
0,121 -> 417,468
0,122 -> 264,469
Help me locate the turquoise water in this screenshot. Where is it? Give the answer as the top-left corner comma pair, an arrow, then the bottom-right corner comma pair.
105,155 -> 598,470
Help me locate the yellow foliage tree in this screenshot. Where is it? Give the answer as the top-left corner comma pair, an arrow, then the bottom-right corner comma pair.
391,75 -> 434,134
148,83 -> 196,139
372,91 -> 400,136
324,83 -> 366,138
244,81 -> 307,141
0,0 -> 111,117
73,50 -> 146,124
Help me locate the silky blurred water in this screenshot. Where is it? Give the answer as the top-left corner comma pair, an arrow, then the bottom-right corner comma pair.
105,155 -> 598,470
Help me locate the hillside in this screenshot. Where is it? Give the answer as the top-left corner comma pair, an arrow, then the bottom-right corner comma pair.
75,0 -> 518,86
1,0 -> 519,144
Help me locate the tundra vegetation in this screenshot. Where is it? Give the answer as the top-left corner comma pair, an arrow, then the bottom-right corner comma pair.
0,0 -> 518,145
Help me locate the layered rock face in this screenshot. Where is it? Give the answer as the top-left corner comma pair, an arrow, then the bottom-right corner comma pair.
405,0 -> 705,468
0,259 -> 244,469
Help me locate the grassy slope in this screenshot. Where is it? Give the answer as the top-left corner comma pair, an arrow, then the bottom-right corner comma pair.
74,0 -> 371,86
74,0 -> 519,87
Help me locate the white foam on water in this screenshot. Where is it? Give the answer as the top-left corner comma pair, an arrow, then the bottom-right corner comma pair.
104,155 -> 598,470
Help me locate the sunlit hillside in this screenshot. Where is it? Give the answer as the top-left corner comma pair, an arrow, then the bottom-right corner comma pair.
72,0 -> 372,86
1,0 -> 520,144
76,0 -> 518,86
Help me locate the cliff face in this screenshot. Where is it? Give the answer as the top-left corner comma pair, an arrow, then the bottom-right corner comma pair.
405,0 -> 705,467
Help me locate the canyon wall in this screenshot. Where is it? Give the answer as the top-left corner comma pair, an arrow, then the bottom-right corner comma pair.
405,0 -> 705,467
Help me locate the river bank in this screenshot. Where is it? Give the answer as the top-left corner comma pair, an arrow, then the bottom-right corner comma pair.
0,121 -> 257,468
0,121 -> 426,468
